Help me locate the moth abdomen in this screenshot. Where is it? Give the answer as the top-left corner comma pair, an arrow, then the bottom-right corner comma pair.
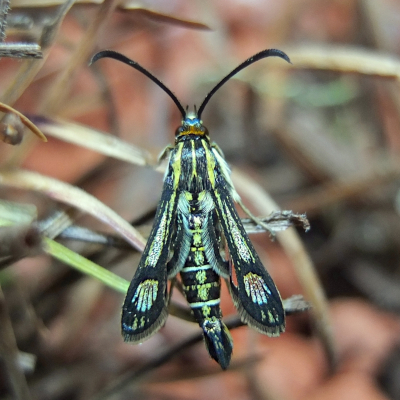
179,208 -> 233,368
180,260 -> 233,369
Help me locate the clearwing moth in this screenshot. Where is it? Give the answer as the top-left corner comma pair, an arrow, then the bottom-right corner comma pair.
90,48 -> 291,369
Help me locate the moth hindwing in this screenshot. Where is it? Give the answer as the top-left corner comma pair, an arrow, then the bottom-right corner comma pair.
91,48 -> 291,369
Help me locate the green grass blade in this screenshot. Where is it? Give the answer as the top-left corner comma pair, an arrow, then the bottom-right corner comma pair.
44,238 -> 129,294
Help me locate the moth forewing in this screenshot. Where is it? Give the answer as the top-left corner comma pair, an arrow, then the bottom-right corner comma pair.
210,173 -> 286,336
121,181 -> 178,343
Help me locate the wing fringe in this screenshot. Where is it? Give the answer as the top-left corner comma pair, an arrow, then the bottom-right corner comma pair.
122,306 -> 169,344
228,281 -> 285,336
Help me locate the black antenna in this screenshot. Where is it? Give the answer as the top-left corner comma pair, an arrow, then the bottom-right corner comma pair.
197,49 -> 291,119
90,50 -> 186,119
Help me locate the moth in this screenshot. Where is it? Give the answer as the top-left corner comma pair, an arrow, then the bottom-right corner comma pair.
91,48 -> 291,369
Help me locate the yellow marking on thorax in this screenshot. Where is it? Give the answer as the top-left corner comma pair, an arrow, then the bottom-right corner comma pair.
202,139 -> 216,187
178,126 -> 207,136
172,142 -> 184,188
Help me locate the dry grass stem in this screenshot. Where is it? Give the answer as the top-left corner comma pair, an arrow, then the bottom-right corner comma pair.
41,0 -> 119,115
0,169 -> 146,251
286,45 -> 400,80
37,117 -> 151,166
232,169 -> 337,370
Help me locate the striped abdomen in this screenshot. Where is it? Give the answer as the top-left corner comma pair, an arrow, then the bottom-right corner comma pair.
180,210 -> 233,369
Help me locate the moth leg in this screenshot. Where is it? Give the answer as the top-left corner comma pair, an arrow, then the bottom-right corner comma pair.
236,198 -> 275,238
168,277 -> 176,304
211,142 -> 225,158
171,277 -> 185,296
157,145 -> 174,165
168,277 -> 189,302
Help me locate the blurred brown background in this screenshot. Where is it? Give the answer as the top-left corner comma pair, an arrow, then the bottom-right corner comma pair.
1,0 -> 400,399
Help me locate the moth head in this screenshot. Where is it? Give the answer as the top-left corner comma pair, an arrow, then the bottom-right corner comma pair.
175,111 -> 209,139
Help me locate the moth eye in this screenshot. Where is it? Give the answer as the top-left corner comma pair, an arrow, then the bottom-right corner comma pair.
175,126 -> 184,136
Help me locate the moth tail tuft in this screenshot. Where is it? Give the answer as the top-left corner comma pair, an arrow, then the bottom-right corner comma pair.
202,317 -> 233,370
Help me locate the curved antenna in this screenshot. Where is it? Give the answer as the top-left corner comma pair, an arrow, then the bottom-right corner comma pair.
197,49 -> 291,119
90,50 -> 186,118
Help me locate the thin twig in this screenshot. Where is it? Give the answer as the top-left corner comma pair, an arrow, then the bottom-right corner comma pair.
0,0 -> 10,42
0,42 -> 42,58
0,2 -> 42,58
